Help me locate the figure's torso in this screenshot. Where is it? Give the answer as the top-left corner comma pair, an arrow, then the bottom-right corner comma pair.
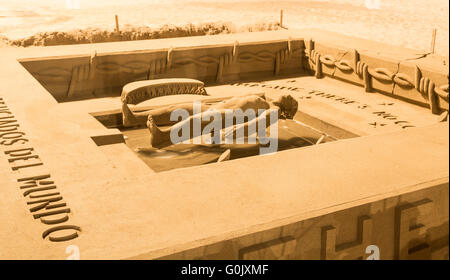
212,94 -> 270,112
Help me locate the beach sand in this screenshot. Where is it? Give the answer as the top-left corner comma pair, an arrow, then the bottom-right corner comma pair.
0,0 -> 448,55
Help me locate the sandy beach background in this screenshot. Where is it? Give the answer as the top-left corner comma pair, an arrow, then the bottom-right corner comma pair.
0,0 -> 448,55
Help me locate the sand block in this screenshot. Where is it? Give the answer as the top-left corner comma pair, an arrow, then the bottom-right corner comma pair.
0,30 -> 448,260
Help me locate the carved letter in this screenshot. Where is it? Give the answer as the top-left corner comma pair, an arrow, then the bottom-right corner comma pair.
321,216 -> 373,260
396,199 -> 433,259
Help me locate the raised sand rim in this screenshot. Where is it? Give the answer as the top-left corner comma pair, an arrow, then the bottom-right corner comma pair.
0,30 -> 448,259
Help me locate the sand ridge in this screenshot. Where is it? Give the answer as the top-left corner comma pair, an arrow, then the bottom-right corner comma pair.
0,0 -> 448,56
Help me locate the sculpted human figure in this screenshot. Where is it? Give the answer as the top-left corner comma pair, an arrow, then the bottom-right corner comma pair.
145,93 -> 298,148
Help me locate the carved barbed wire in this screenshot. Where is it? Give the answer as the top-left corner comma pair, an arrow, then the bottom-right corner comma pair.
174,55 -> 220,67
276,38 -> 302,71
173,41 -> 239,82
367,68 -> 394,83
67,51 -> 97,98
241,38 -> 302,76
319,55 -> 353,72
306,39 -> 448,114
310,47 -> 371,91
96,60 -> 149,75
67,64 -> 89,98
174,38 -> 300,80
354,50 -> 371,92
306,39 -> 315,64
216,42 -> 238,82
392,73 -> 414,88
308,42 -> 416,92
415,65 -> 431,95
367,68 -> 415,92
232,81 -> 418,129
308,49 -> 322,78
415,65 -> 445,114
239,51 -> 276,63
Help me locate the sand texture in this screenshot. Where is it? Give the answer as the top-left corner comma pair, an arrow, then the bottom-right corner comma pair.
0,0 -> 448,56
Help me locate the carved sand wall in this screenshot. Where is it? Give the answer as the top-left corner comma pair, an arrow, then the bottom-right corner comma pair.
20,36 -> 448,117
120,78 -> 208,127
20,38 -> 304,102
305,40 -> 449,115
2,33 -> 448,260
154,182 -> 448,260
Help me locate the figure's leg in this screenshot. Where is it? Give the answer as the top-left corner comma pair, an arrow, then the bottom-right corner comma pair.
147,115 -> 172,147
137,103 -> 199,125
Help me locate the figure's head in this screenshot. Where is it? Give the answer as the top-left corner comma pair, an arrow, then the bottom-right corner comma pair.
274,94 -> 298,119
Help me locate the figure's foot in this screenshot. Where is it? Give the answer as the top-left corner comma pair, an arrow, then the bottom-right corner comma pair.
147,115 -> 167,148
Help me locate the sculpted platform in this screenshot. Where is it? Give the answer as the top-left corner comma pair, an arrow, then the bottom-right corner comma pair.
0,30 -> 448,260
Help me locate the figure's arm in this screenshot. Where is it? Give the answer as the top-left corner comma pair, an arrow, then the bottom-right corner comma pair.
224,108 -> 279,141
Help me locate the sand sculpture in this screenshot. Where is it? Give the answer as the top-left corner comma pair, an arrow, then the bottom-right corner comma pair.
1,30 -> 448,260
